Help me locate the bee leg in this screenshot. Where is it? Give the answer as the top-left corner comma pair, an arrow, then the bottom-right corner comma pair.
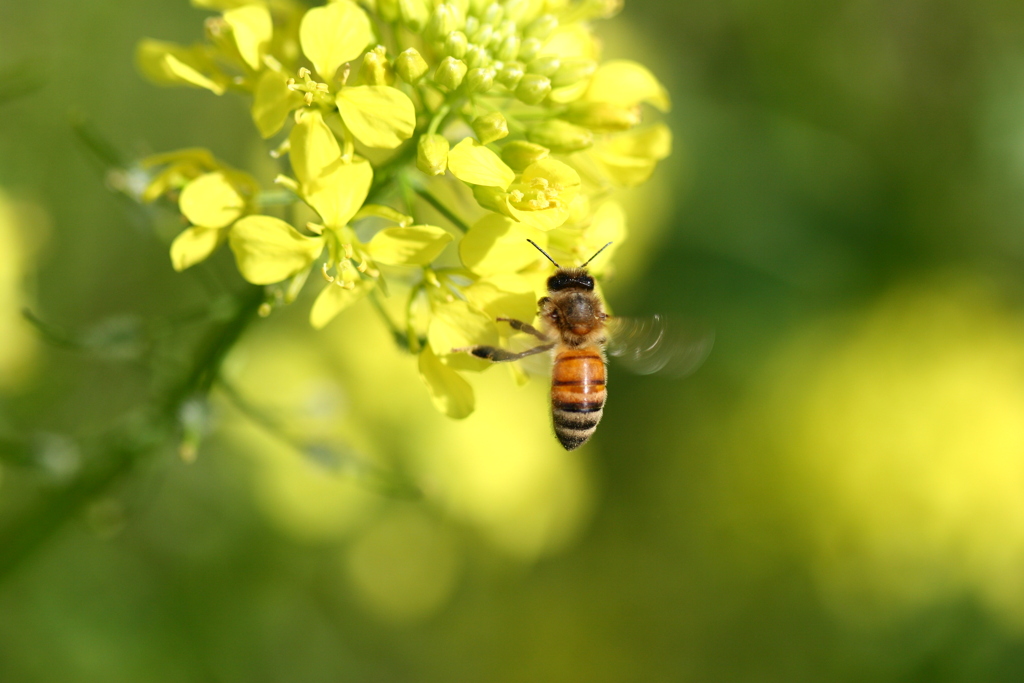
496,317 -> 550,342
453,342 -> 555,362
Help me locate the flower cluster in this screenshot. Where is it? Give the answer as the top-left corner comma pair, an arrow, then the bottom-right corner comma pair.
138,0 -> 671,418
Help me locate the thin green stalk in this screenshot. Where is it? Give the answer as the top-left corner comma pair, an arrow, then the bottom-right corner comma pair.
0,287 -> 265,582
413,185 -> 471,233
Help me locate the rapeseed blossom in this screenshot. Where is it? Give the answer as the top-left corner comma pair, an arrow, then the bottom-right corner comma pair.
138,0 -> 671,418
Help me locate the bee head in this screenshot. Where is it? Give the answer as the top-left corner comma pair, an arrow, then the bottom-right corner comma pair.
526,239 -> 611,293
547,268 -> 595,292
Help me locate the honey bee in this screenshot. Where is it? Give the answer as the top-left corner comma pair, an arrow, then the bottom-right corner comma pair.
455,240 -> 713,451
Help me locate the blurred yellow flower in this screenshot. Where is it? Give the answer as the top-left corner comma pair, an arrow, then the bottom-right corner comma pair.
742,280 -> 1024,628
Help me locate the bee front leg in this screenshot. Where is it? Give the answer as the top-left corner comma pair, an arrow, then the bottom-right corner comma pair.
453,342 -> 555,362
496,317 -> 551,342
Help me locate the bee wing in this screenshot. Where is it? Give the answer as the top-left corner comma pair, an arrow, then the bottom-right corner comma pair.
605,314 -> 714,377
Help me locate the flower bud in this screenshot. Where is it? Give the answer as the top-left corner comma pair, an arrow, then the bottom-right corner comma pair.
518,37 -> 542,63
426,4 -> 458,42
472,185 -> 512,216
361,47 -> 392,86
501,140 -> 550,172
551,58 -> 597,88
527,120 -> 593,153
464,16 -> 480,36
524,14 -> 559,40
563,101 -> 640,132
482,2 -> 503,25
528,55 -> 560,77
399,0 -> 430,32
469,23 -> 494,48
417,134 -> 450,175
472,112 -> 509,144
434,56 -> 468,90
465,45 -> 490,69
497,62 -> 524,89
465,67 -> 496,94
496,35 -> 520,62
515,74 -> 551,104
396,48 -> 429,83
445,31 -> 468,59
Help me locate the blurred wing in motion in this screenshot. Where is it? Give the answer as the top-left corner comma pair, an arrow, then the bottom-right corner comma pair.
606,314 -> 714,377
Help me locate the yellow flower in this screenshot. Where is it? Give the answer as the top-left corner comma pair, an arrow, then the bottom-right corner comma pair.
139,0 -> 675,422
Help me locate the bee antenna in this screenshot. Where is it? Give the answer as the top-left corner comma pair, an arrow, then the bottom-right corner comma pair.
526,239 -> 561,268
580,242 -> 613,268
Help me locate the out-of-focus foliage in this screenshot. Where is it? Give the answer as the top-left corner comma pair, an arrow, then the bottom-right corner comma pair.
6,0 -> 1024,682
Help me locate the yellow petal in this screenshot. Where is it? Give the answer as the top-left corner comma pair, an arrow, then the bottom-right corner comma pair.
179,171 -> 246,228
447,139 -> 515,189
367,225 -> 453,266
459,213 -> 545,276
592,124 -> 672,187
543,25 -> 598,60
464,274 -> 539,325
228,215 -> 324,284
308,157 -> 373,228
300,0 -> 375,81
505,158 -> 580,231
223,3 -> 273,70
427,299 -> 499,373
252,69 -> 304,138
337,85 -> 417,149
310,279 -> 373,329
586,60 -> 670,112
288,109 -> 341,189
136,40 -> 226,94
140,148 -> 218,202
170,225 -> 225,271
580,200 -> 626,266
418,345 -> 475,419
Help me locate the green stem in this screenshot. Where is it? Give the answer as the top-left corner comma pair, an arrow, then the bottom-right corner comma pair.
0,287 -> 265,582
413,185 -> 471,233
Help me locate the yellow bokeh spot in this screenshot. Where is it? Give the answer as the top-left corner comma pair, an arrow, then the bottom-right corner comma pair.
744,279 -> 1024,627
0,191 -> 45,391
344,507 -> 461,623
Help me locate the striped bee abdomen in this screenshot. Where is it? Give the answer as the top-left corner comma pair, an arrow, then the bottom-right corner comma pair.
550,347 -> 607,450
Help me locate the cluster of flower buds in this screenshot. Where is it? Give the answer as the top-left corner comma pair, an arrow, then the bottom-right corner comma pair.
138,0 -> 671,418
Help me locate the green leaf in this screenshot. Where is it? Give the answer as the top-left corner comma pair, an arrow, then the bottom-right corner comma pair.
228,215 -> 324,284
223,3 -> 272,70
418,345 -> 474,419
447,139 -> 515,189
337,86 -> 417,149
170,225 -> 225,271
368,225 -> 452,266
300,0 -> 375,81
179,171 -> 246,228
310,279 -> 373,329
252,69 -> 302,138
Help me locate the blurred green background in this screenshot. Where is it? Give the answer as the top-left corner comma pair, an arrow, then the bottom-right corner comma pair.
5,1 -> 1024,681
